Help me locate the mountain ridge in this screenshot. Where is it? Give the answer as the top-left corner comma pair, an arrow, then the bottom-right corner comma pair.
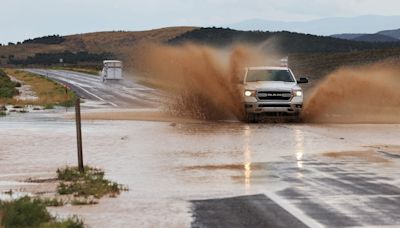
332,28 -> 400,42
226,15 -> 400,36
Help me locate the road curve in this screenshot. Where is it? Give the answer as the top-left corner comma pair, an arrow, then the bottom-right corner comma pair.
24,69 -> 159,108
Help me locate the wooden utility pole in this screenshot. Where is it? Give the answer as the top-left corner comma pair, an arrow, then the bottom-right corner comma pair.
75,97 -> 84,173
64,85 -> 69,112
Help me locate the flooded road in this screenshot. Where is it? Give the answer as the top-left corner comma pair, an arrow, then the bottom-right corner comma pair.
1,114 -> 400,227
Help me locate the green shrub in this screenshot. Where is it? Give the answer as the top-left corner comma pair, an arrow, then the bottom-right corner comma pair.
8,51 -> 113,65
0,196 -> 51,228
44,104 -> 54,109
40,216 -> 84,228
23,35 -> 66,45
57,166 -> 124,198
58,98 -> 76,107
0,197 -> 83,228
39,198 -> 64,207
0,69 -> 19,98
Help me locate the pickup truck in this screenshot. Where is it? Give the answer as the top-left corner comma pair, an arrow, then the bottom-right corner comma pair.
243,66 -> 308,122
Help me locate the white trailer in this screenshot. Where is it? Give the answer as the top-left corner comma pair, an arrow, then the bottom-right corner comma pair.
101,60 -> 123,82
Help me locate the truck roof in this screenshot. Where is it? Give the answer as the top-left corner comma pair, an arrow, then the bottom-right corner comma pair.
103,60 -> 122,64
247,66 -> 289,70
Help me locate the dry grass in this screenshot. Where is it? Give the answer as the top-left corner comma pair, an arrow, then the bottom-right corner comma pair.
323,150 -> 389,163
0,27 -> 195,65
0,69 -> 75,106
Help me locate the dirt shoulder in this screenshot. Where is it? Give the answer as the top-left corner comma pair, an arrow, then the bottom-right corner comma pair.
0,69 -> 76,107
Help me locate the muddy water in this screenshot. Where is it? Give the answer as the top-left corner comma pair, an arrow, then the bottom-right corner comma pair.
130,43 -> 274,120
302,62 -> 400,123
128,44 -> 400,124
1,117 -> 400,227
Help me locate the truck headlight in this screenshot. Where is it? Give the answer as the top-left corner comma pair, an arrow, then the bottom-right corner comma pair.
293,90 -> 303,97
244,90 -> 255,97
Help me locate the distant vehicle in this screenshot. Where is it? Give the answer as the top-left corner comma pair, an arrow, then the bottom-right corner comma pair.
243,66 -> 308,123
101,60 -> 123,82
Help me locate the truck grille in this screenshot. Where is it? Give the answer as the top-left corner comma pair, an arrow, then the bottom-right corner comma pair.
257,91 -> 292,100
258,104 -> 291,107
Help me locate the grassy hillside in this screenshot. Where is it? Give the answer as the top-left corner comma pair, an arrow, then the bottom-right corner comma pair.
0,27 -> 195,66
168,27 -> 400,83
168,27 -> 400,54
2,26 -> 400,84
290,48 -> 400,83
379,28 -> 400,39
353,34 -> 399,43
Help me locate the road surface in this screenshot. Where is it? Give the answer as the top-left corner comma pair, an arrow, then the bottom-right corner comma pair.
1,70 -> 400,227
1,117 -> 400,227
25,69 -> 159,108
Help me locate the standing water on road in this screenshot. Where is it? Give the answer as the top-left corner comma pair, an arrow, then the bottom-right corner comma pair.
2,114 -> 400,227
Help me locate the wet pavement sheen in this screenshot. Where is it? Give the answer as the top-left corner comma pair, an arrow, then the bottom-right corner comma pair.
1,115 -> 400,227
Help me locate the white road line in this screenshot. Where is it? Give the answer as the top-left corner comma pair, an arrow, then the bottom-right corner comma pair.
263,191 -> 324,228
25,69 -> 157,108
71,83 -> 119,107
108,102 -> 118,107
27,69 -> 118,107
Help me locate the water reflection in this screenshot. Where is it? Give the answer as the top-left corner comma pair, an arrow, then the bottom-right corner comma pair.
294,129 -> 305,169
243,125 -> 252,193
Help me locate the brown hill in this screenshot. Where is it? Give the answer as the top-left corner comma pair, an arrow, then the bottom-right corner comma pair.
0,26 -> 195,65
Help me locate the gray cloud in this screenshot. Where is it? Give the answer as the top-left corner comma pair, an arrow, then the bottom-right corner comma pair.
1,0 -> 399,43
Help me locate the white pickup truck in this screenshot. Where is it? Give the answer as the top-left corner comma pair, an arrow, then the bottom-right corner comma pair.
243,66 -> 308,122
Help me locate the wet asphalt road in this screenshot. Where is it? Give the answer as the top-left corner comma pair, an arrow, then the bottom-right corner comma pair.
191,194 -> 308,228
190,147 -> 400,227
24,69 -> 159,108
2,70 -> 400,227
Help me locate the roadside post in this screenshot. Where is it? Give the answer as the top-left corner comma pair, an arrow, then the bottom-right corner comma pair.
75,97 -> 84,173
64,84 -> 69,112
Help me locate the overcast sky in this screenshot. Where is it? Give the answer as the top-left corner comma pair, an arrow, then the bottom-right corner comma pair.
1,0 -> 400,43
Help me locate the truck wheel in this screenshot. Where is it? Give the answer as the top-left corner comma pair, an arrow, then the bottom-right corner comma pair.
289,114 -> 301,123
246,114 -> 258,123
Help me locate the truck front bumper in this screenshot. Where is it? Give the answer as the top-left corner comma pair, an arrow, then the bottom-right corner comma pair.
244,96 -> 303,114
245,102 -> 302,114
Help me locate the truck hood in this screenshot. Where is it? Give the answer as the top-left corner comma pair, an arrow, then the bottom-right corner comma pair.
244,81 -> 300,91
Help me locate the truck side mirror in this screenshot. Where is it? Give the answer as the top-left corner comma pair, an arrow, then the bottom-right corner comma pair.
235,77 -> 244,84
297,77 -> 309,84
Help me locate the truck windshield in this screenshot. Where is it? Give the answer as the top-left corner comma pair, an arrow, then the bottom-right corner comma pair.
246,69 -> 295,82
